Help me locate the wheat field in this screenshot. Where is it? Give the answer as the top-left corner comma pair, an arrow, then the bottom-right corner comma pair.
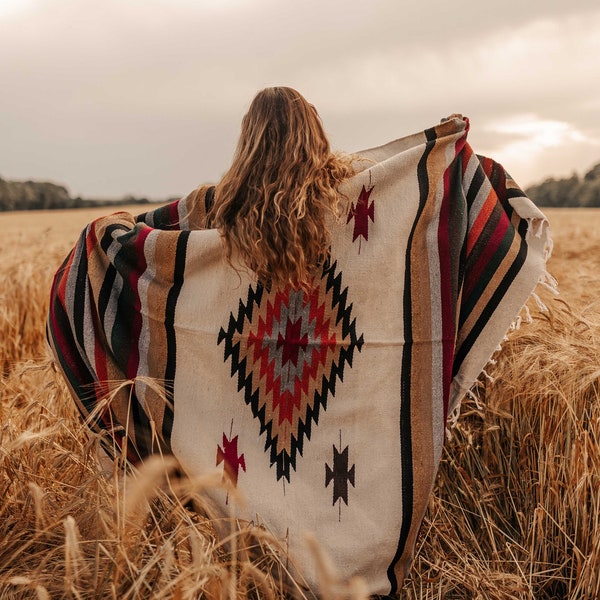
0,206 -> 599,599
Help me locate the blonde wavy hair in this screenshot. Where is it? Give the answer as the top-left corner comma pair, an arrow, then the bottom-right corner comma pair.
209,87 -> 355,289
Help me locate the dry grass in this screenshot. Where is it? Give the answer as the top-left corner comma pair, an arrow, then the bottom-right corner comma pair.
0,206 -> 599,598
405,301 -> 600,599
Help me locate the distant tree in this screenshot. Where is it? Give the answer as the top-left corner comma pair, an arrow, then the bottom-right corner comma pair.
583,163 -> 600,183
578,180 -> 600,207
0,178 -> 74,211
526,174 -> 579,207
525,162 -> 600,207
0,177 -> 162,211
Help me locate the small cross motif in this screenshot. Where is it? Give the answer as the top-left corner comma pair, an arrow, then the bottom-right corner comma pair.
216,421 -> 246,487
325,431 -> 356,519
346,184 -> 375,252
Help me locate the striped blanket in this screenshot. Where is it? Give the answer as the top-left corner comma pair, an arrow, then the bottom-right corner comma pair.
47,117 -> 550,596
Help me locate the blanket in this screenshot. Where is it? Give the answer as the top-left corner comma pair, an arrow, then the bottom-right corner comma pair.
47,117 -> 551,596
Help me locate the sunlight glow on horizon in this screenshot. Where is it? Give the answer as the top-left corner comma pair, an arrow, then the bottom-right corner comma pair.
480,116 -> 600,185
489,116 -> 595,148
0,0 -> 34,18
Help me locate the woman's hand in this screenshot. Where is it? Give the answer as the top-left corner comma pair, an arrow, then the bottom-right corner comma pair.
440,113 -> 464,122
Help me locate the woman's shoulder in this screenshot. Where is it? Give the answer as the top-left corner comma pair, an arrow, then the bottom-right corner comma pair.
136,184 -> 216,231
181,184 -> 216,229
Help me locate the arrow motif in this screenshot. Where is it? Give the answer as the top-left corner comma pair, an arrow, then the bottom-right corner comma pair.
346,184 -> 375,253
216,424 -> 246,487
325,431 -> 356,519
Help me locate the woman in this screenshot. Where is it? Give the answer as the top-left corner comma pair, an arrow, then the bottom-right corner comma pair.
208,86 -> 355,290
48,88 -> 550,596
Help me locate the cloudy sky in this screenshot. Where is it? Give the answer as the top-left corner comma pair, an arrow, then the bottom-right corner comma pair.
1,0 -> 599,199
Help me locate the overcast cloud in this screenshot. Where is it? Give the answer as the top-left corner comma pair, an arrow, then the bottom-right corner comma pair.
1,0 -> 599,198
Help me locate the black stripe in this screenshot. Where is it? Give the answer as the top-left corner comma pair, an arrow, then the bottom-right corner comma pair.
98,266 -> 117,324
135,210 -> 148,224
110,243 -> 137,368
98,224 -> 129,324
102,223 -> 131,248
131,385 -> 153,459
453,219 -> 528,373
506,187 -> 526,201
72,230 -> 90,352
386,127 -> 436,595
466,160 -> 485,208
163,230 -> 190,445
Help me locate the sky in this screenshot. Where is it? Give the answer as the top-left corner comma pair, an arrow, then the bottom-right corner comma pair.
1,0 -> 599,199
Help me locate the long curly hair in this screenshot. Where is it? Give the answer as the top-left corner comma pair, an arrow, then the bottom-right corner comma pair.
209,87 -> 355,289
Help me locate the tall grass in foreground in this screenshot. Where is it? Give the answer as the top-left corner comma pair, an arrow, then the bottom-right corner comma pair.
1,224 -> 599,598
407,300 -> 600,599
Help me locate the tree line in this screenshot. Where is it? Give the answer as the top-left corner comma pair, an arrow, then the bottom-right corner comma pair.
525,162 -> 600,208
0,177 -> 155,212
2,160 -> 600,211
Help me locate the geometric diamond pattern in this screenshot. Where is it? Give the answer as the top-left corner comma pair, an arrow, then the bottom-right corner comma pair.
217,259 -> 364,482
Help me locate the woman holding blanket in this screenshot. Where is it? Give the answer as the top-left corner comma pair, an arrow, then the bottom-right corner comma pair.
48,87 -> 550,596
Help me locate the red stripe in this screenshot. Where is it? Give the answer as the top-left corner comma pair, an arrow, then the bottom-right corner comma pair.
466,155 -> 509,256
48,291 -> 71,376
466,188 -> 497,256
50,263 -> 68,326
480,156 -> 495,177
463,210 -> 511,299
437,135 -> 467,420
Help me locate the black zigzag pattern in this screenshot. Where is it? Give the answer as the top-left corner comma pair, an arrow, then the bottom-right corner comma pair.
217,261 -> 364,482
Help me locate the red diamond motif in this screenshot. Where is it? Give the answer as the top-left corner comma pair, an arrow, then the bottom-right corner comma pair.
218,261 -> 363,481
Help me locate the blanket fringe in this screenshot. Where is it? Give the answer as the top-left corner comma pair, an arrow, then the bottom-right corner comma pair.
446,387 -> 483,436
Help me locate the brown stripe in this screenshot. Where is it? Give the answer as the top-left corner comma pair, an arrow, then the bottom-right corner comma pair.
184,186 -> 211,230
143,232 -> 180,434
399,140 -> 449,575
